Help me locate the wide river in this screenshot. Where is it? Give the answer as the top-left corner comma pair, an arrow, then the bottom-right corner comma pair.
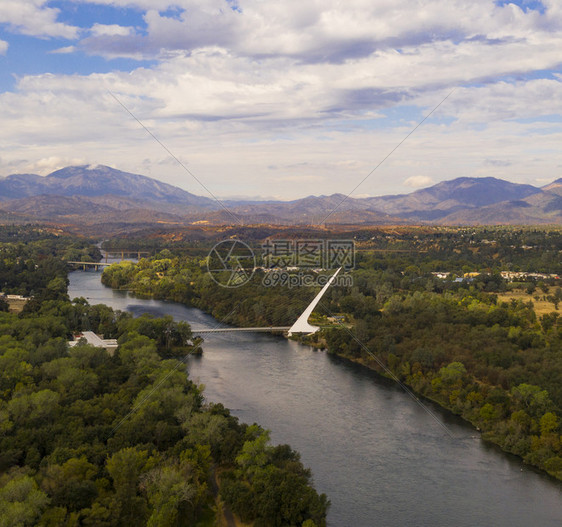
69,269 -> 562,526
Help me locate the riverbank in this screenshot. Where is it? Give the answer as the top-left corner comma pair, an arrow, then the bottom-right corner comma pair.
73,268 -> 562,526
99,258 -> 562,481
310,336 -> 562,483
101,274 -> 562,483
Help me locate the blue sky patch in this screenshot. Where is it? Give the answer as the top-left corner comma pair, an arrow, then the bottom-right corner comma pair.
0,32 -> 155,92
47,1 -> 147,31
0,3 -> 155,92
495,1 -> 546,14
159,7 -> 185,21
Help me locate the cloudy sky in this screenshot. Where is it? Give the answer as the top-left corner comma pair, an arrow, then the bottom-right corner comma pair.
0,1 -> 561,200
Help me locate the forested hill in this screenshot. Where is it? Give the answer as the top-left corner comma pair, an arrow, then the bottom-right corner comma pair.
0,227 -> 329,527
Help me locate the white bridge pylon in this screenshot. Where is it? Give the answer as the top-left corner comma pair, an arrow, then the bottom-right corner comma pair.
287,267 -> 341,336
193,267 -> 341,336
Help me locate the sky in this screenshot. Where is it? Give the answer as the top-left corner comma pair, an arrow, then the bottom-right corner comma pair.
1,1 -> 562,200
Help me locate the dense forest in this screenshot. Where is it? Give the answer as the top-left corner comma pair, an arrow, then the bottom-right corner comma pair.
102,225 -> 562,274
101,226 -> 562,481
0,227 -> 329,527
0,228 -> 101,301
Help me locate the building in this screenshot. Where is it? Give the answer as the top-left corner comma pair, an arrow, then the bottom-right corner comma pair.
0,293 -> 31,313
68,331 -> 118,355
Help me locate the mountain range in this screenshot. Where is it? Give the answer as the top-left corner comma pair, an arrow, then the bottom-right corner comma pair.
0,164 -> 560,227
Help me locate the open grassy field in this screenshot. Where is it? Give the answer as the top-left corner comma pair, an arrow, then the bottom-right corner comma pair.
496,289 -> 559,317
7,298 -> 29,313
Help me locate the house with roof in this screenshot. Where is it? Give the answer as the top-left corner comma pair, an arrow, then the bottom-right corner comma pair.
68,331 -> 118,355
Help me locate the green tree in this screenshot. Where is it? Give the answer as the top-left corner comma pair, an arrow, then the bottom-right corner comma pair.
144,466 -> 196,527
439,362 -> 466,384
106,447 -> 151,525
540,412 -> 559,435
0,472 -> 49,527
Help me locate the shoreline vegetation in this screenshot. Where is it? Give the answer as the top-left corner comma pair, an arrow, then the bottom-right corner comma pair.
100,226 -> 562,483
0,227 -> 328,527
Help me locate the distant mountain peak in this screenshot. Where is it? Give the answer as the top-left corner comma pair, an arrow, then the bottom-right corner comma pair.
0,165 -> 216,208
0,165 -> 560,226
542,178 -> 562,197
48,164 -> 144,180
543,177 -> 562,187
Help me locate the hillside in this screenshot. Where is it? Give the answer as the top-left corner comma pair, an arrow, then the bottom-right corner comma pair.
543,178 -> 562,196
0,165 -> 560,226
0,165 -> 216,208
361,177 -> 542,220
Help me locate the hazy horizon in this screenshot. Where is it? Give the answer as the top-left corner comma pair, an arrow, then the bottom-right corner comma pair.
1,163 -> 558,203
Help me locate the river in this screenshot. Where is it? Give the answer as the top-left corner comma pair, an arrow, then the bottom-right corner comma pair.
69,269 -> 562,527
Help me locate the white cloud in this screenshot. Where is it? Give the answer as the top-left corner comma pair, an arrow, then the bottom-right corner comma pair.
2,1 -> 562,198
0,1 -> 79,39
2,53 -> 562,197
404,176 -> 434,188
71,2 -> 562,126
457,78 -> 562,123
90,23 -> 135,37
49,46 -> 76,55
279,175 -> 324,183
76,0 -> 562,62
27,156 -> 87,175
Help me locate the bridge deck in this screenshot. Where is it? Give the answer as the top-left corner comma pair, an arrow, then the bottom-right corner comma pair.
67,261 -> 112,267
193,326 -> 291,334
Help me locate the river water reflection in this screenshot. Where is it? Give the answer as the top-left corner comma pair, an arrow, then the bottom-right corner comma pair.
69,270 -> 562,527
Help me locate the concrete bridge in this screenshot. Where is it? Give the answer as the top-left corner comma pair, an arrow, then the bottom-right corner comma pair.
102,249 -> 151,262
67,261 -> 112,271
68,247 -> 151,271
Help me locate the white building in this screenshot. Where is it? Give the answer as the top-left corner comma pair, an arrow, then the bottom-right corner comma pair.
68,331 -> 118,355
